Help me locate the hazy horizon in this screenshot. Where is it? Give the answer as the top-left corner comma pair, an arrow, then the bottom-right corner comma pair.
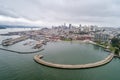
0,0 -> 120,27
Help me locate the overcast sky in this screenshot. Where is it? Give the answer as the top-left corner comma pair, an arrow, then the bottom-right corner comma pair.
0,0 -> 120,27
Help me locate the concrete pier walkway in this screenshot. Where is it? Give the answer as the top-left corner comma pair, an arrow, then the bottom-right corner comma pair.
2,36 -> 29,46
34,53 -> 114,69
0,47 -> 44,54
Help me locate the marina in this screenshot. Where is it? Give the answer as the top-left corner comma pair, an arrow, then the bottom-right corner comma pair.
0,0 -> 120,79
0,28 -> 119,80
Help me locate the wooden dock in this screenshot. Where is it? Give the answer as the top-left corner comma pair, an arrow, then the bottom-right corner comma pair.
34,53 -> 114,69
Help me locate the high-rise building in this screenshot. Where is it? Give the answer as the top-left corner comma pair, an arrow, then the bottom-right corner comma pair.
94,32 -> 110,42
69,24 -> 72,29
64,23 -> 66,27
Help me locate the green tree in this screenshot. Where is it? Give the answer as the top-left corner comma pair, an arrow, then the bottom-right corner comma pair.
114,47 -> 119,55
111,37 -> 120,47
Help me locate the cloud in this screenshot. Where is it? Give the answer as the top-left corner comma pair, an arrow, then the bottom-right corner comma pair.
0,5 -> 20,18
0,15 -> 43,26
0,0 -> 120,27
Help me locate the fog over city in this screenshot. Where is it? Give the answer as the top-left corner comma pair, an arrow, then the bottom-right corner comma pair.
0,0 -> 120,27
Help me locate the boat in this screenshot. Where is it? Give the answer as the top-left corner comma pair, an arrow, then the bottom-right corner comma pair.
33,43 -> 43,49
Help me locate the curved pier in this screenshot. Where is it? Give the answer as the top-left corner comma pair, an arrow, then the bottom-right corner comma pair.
34,53 -> 114,69
0,47 -> 44,54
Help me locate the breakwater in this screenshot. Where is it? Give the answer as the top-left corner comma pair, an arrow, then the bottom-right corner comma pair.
34,53 -> 114,69
0,47 -> 44,54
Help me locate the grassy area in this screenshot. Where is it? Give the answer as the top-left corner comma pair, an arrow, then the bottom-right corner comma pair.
109,45 -> 115,52
95,41 -> 120,55
95,42 -> 106,48
95,41 -> 114,52
62,38 -> 72,41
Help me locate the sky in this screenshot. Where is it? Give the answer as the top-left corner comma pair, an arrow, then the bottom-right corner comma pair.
0,0 -> 120,27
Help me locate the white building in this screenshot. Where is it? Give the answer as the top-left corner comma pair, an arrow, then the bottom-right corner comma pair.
94,32 -> 110,42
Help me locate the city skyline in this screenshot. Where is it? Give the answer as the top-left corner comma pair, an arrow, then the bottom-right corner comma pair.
0,0 -> 120,27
